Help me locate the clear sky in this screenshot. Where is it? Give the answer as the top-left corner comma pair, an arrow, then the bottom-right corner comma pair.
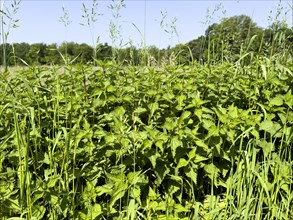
3,0 -> 293,49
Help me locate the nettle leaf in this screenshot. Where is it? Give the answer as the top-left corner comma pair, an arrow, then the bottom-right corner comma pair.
107,171 -> 126,183
177,158 -> 189,169
213,107 -> 228,123
47,175 -> 61,188
144,125 -> 158,139
204,163 -> 219,186
185,164 -> 198,185
193,154 -> 209,164
206,125 -> 219,138
269,95 -> 283,107
256,140 -> 275,157
130,186 -> 141,201
195,140 -> 209,150
188,148 -> 196,160
143,139 -> 153,150
96,184 -> 113,196
155,160 -> 170,184
148,186 -> 158,200
194,109 -> 203,121
110,181 -> 128,207
192,96 -> 209,107
278,112 -> 287,125
32,204 -> 46,219
178,111 -> 191,125
155,140 -> 165,153
105,133 -> 117,145
148,102 -> 159,117
228,104 -> 238,119
250,129 -> 260,139
148,152 -> 160,168
83,118 -> 91,130
111,106 -> 126,118
162,92 -> 175,102
202,119 -> 215,130
285,90 -> 293,108
127,171 -> 143,185
170,136 -> 182,158
259,120 -> 282,136
106,85 -> 116,92
162,117 -> 177,131
174,203 -> 190,213
133,107 -> 147,115
176,94 -> 187,109
87,204 -> 102,220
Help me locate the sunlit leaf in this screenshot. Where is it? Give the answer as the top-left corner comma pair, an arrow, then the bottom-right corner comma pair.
177,158 -> 189,169
269,95 -> 283,107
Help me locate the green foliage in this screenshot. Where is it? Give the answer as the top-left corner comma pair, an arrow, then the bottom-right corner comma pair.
0,56 -> 292,219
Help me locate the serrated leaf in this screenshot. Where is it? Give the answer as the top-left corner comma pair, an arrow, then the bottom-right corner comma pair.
204,163 -> 219,186
162,117 -> 177,131
96,184 -> 113,196
170,136 -> 182,158
250,129 -> 260,139
202,119 -> 215,130
285,90 -> 293,108
269,95 -> 283,107
32,205 -> 46,220
228,104 -> 238,118
133,107 -> 147,114
213,107 -> 228,123
193,154 -> 209,163
47,175 -> 60,188
107,172 -> 126,183
148,102 -> 159,117
111,106 -> 125,118
194,109 -> 203,120
127,171 -> 142,185
148,186 -> 157,199
130,186 -> 141,199
195,140 -> 209,149
155,161 -> 170,184
179,111 -> 191,123
259,120 -> 282,135
185,166 -> 198,185
143,139 -> 152,150
88,204 -> 102,219
148,153 -> 160,168
110,182 -> 127,207
174,203 -> 190,213
177,158 -> 189,169
256,140 -> 275,157
188,148 -> 196,160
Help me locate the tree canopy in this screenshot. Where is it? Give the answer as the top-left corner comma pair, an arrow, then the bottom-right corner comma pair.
0,15 -> 292,66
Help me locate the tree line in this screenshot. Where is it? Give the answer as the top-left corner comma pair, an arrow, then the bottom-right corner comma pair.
1,15 -> 292,66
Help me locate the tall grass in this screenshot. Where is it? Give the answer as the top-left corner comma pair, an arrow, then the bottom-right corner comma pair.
0,0 -> 21,72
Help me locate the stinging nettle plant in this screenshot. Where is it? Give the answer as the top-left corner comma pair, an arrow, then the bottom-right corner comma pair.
0,0 -> 21,72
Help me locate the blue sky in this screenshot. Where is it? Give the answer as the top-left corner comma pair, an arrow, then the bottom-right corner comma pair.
4,0 -> 293,49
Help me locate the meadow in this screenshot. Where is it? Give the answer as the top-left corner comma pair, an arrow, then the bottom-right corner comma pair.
0,0 -> 293,219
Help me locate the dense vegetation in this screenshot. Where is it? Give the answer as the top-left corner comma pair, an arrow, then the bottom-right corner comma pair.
1,1 -> 293,219
1,57 -> 293,219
